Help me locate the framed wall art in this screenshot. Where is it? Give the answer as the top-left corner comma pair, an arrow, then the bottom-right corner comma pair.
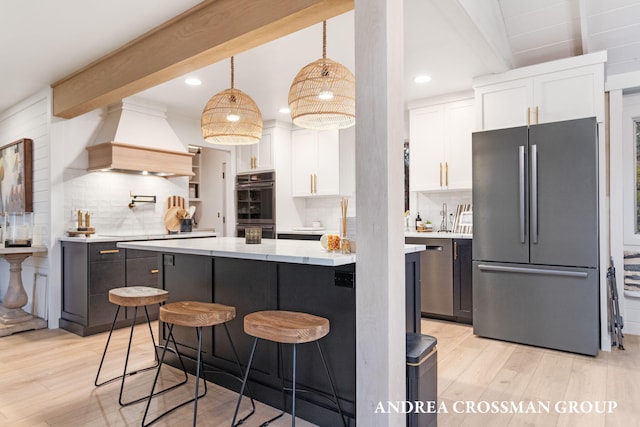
0,138 -> 33,214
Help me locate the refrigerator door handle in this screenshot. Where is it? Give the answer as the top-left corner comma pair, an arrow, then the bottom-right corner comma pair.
519,145 -> 526,243
477,264 -> 588,278
531,144 -> 538,244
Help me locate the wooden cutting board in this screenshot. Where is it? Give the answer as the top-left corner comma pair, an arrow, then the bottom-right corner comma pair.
164,206 -> 184,232
167,195 -> 185,210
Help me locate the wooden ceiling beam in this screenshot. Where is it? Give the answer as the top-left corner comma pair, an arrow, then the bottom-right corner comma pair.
52,0 -> 353,118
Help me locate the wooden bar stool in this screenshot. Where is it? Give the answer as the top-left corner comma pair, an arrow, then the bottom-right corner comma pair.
94,286 -> 187,407
231,310 -> 347,427
142,301 -> 255,427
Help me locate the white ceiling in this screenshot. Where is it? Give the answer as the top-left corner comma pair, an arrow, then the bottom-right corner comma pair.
2,0 -> 640,123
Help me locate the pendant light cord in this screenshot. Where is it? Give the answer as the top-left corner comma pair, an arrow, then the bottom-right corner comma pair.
322,21 -> 327,59
230,56 -> 235,89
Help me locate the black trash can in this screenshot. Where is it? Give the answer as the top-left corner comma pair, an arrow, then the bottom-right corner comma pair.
406,332 -> 437,427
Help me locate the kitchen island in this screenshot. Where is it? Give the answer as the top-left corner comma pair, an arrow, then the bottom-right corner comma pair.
117,237 -> 425,426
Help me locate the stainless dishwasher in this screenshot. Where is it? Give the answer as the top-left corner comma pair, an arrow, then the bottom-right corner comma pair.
406,237 -> 453,317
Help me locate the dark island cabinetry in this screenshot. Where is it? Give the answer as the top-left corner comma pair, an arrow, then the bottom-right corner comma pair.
157,251 -> 421,426
60,241 -> 159,336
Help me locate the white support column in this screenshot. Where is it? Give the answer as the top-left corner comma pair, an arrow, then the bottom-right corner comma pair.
355,0 -> 406,425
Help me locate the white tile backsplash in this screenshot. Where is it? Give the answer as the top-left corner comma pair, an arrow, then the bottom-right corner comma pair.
304,196 -> 356,232
410,190 -> 472,231
64,168 -> 188,235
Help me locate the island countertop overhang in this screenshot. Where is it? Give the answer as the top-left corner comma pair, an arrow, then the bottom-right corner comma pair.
117,237 -> 425,266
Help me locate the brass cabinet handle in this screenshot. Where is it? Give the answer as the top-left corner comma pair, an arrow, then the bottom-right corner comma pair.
535,106 -> 539,124
446,162 -> 449,187
310,174 -> 313,193
439,163 -> 443,187
454,241 -> 458,260
99,249 -> 119,254
527,107 -> 531,126
150,269 -> 159,274
314,174 -> 318,193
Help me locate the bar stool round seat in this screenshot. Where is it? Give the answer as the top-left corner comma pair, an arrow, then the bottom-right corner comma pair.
108,286 -> 168,307
95,286 -> 186,408
142,301 -> 254,427
160,301 -> 235,327
232,310 -> 346,427
244,310 -> 330,344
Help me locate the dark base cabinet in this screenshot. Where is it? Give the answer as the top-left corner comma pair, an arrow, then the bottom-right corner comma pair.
453,239 -> 473,324
60,242 -> 159,336
157,251 -> 422,427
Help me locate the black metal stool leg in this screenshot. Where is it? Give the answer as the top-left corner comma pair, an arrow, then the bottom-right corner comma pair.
142,324 -> 206,427
95,305 -> 122,387
231,337 -> 258,427
222,323 -> 256,424
259,343 -> 287,426
316,340 -> 347,427
117,305 -> 139,405
291,343 -> 297,427
143,306 -> 160,362
193,326 -> 209,426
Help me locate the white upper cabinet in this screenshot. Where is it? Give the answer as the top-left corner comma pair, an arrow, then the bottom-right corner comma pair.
474,51 -> 606,131
236,130 -> 274,173
291,128 -> 340,197
410,98 -> 474,192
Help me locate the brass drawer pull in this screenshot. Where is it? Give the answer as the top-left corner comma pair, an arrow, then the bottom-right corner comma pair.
151,269 -> 159,274
99,249 -> 120,254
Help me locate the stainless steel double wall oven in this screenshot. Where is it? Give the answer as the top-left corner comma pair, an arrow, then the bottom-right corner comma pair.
235,171 -> 275,238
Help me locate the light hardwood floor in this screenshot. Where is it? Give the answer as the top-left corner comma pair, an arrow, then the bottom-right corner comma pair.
421,319 -> 640,427
0,320 -> 637,426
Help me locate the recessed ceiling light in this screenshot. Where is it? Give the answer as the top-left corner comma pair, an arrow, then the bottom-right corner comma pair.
185,77 -> 202,86
279,107 -> 291,114
414,75 -> 432,84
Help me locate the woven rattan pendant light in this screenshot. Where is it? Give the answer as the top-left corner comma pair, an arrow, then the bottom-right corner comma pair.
288,20 -> 355,130
201,56 -> 263,145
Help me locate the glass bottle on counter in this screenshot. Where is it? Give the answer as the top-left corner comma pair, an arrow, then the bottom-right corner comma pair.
415,212 -> 423,231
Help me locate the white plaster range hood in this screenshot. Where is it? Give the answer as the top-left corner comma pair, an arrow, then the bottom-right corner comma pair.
87,97 -> 194,176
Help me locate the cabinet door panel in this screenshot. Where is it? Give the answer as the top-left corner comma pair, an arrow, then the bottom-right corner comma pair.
291,129 -> 316,196
162,254 -> 213,358
315,130 -> 340,195
278,263 -> 356,404
409,106 -> 445,191
236,145 -> 256,173
90,261 -> 125,294
453,239 -> 472,323
62,243 -> 88,321
476,79 -> 532,130
257,132 -> 274,170
213,258 -> 276,377
89,293 -> 123,327
444,100 -> 474,189
534,69 -> 597,124
126,257 -> 159,287
89,242 -> 125,262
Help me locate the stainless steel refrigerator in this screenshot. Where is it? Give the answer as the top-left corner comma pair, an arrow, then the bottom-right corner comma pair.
472,117 -> 600,356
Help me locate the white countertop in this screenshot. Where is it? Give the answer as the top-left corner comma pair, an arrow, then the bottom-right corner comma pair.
405,231 -> 472,239
118,237 -> 426,266
59,230 -> 218,243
